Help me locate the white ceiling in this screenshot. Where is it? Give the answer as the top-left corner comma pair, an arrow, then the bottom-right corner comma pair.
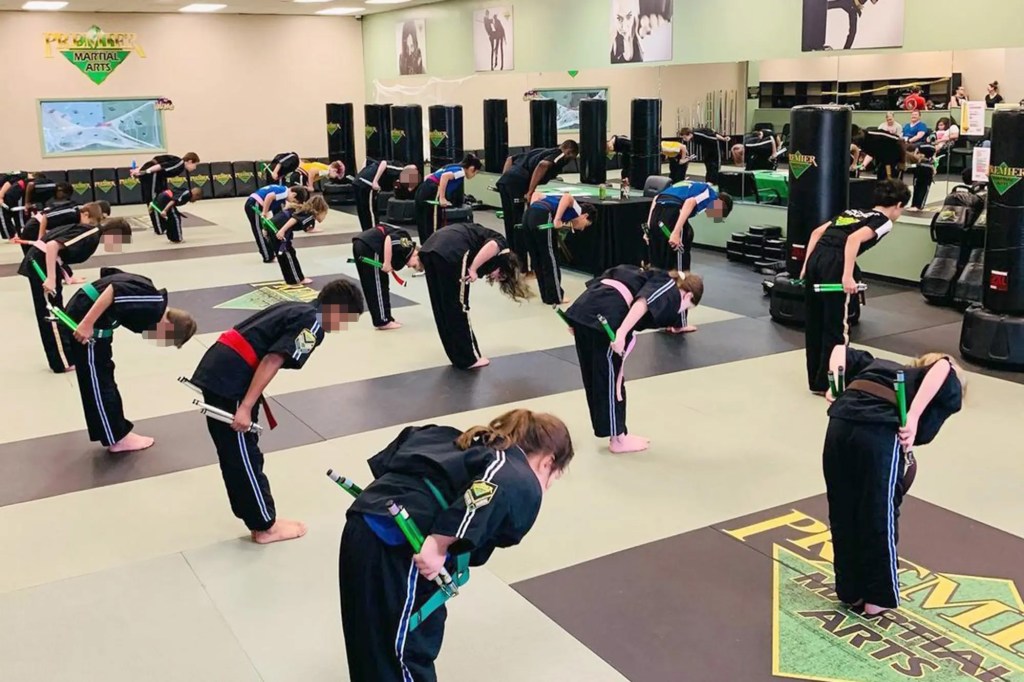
0,0 -> 445,16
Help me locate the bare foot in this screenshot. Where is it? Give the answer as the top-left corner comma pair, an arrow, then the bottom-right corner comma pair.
863,603 -> 890,616
300,278 -> 313,285
810,390 -> 827,396
69,276 -> 87,285
609,434 -> 650,454
525,272 -> 537,279
108,432 -> 155,453
252,519 -> 308,544
376,321 -> 402,330
468,357 -> 491,369
664,325 -> 698,334
63,365 -> 76,373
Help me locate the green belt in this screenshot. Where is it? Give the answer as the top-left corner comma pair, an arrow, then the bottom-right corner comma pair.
408,478 -> 472,632
81,282 -> 120,335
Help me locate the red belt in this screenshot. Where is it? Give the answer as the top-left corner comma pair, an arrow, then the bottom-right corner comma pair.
216,329 -> 278,429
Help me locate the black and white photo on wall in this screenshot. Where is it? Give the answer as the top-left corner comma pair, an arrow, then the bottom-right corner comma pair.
610,0 -> 673,65
474,7 -> 514,71
801,0 -> 905,52
397,20 -> 426,75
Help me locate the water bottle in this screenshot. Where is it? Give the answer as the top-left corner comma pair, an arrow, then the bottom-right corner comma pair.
131,159 -> 137,171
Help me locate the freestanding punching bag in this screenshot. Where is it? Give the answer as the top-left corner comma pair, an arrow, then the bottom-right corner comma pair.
530,99 -> 557,149
769,105 -> 853,326
326,103 -> 356,177
390,105 -> 425,177
364,104 -> 393,162
428,105 -> 464,169
629,98 -> 662,189
483,99 -> 508,173
580,98 -> 608,185
961,107 -> 1024,367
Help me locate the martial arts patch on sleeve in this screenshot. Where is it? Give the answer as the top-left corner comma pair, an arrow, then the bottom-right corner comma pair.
464,480 -> 498,511
293,328 -> 317,357
399,236 -> 414,249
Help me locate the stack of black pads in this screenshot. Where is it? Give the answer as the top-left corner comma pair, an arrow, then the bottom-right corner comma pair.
726,224 -> 785,274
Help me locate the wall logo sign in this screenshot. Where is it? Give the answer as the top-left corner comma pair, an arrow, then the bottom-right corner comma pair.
788,152 -> 818,180
43,26 -> 145,85
988,162 -> 1024,196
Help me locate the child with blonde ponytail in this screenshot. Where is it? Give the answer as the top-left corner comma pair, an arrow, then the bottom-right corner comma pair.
267,194 -> 329,285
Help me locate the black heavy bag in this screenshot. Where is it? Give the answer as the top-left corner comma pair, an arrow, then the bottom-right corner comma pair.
920,244 -> 961,304
67,169 -> 95,203
211,162 -> 236,198
579,98 -> 608,185
92,169 -> 119,206
116,168 -> 143,205
954,248 -> 985,308
483,99 -> 508,173
365,103 -> 393,162
233,162 -> 258,196
189,163 -> 214,200
391,105 -> 425,177
428,105 -> 464,169
629,98 -> 662,190
530,99 -> 557,149
327,103 -> 356,175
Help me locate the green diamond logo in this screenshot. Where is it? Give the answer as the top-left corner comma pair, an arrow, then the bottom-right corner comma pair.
213,173 -> 232,186
94,180 -> 115,193
568,70 -> 579,78
60,49 -> 129,84
989,162 -> 1024,196
391,129 -> 406,145
327,123 -> 340,136
236,171 -> 253,183
365,125 -> 377,139
71,182 -> 91,195
429,130 -> 448,147
119,177 -> 139,190
789,152 -> 817,180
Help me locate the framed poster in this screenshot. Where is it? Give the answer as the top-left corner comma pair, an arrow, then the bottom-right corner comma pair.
610,0 -> 673,65
397,20 -> 426,76
802,0 -> 905,52
474,7 -> 513,71
39,97 -> 166,157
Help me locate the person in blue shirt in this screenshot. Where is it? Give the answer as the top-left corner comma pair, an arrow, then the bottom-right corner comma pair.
244,185 -> 308,262
902,110 -> 929,146
522,192 -> 596,304
646,180 -> 733,271
413,154 -> 482,244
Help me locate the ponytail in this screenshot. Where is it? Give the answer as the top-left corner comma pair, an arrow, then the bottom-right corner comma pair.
457,409 -> 574,471
491,252 -> 534,302
460,154 -> 483,172
293,194 -> 330,219
667,270 -> 704,306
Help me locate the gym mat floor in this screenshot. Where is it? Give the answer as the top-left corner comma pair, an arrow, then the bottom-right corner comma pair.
0,196 -> 1018,682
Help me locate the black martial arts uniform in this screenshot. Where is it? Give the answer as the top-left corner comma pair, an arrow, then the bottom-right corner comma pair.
496,147 -> 573,266
647,181 -> 718,272
419,224 -> 508,369
690,128 -> 724,185
804,209 -> 893,391
18,200 -> 81,253
611,136 -> 633,180
268,152 -> 300,184
151,189 -> 193,243
19,223 -> 103,373
825,348 -> 962,608
858,128 -> 904,181
190,301 -> 326,531
24,176 -> 58,210
355,160 -> 404,232
566,266 -> 685,437
522,195 -> 582,304
65,269 -> 168,446
907,143 -> 937,210
352,225 -> 416,328
340,424 -> 543,682
267,209 -> 317,285
243,184 -> 289,263
414,164 -> 467,245
745,134 -> 776,171
668,151 -> 691,184
139,155 -> 186,232
1,172 -> 29,239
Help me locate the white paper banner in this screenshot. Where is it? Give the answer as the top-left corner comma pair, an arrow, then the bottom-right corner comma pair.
972,146 -> 991,183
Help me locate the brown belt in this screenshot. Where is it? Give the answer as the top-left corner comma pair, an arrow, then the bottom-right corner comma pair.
846,380 -> 896,405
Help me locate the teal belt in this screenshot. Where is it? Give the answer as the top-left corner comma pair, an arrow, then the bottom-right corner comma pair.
81,282 -> 119,335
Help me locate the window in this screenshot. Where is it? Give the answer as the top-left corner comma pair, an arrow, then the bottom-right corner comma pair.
533,88 -> 609,133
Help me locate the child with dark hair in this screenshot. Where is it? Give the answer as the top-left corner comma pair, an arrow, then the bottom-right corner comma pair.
131,153 -> 200,232
267,152 -> 300,183
340,408 -> 574,681
352,224 -> 421,330
267,195 -> 330,285
189,278 -> 364,544
353,159 -> 420,231
244,184 -> 296,262
680,127 -> 730,185
800,178 -> 911,393
646,180 -> 732,272
419,222 -> 532,370
152,187 -> 203,243
522,191 -> 596,304
413,155 -> 482,244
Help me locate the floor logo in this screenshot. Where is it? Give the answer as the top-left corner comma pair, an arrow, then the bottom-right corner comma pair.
988,162 -> 1024,196
725,508 -> 1024,681
43,26 -> 145,85
216,280 -> 319,311
789,152 -> 818,180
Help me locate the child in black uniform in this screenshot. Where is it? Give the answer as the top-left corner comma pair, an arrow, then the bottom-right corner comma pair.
152,187 -> 203,243
353,159 -> 420,232
66,268 -> 197,453
566,265 -> 703,453
0,171 -> 30,239
419,223 -> 531,370
267,152 -> 300,183
522,191 -> 596,304
824,346 -> 964,616
680,127 -> 730,185
190,279 -> 364,544
340,408 -> 575,682
16,183 -> 80,249
607,135 -> 633,180
801,179 -> 910,393
132,153 -> 200,233
351,224 -> 421,330
19,213 -> 131,373
267,195 -> 330,285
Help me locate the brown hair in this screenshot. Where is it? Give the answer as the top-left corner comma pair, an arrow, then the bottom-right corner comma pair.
98,217 -> 132,238
79,202 -> 104,224
166,308 -> 197,348
491,252 -> 534,302
908,353 -> 967,397
298,194 -> 330,221
667,270 -> 704,306
189,188 -> 204,201
183,152 -> 200,163
457,409 -> 574,471
678,127 -> 693,136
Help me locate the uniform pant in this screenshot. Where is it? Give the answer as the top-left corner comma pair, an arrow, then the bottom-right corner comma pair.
875,163 -> 899,181
669,158 -> 690,183
354,183 -> 376,233
354,239 -> 393,327
422,251 -> 480,369
244,198 -> 274,262
496,177 -> 529,269
699,144 -> 722,185
270,153 -> 300,184
909,165 -> 934,210
522,205 -> 563,305
202,390 -> 276,532
414,182 -> 442,246
28,275 -> 74,373
158,209 -> 184,243
648,203 -> 694,271
804,245 -> 854,392
69,338 -> 133,446
340,515 -> 446,682
828,0 -> 859,50
823,419 -> 905,608
0,205 -> 21,240
142,173 -> 168,233
276,239 -> 305,285
573,323 -> 628,438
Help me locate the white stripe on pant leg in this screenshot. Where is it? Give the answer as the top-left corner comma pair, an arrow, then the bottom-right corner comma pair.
842,293 -> 851,345
49,318 -> 70,370
373,253 -> 386,321
395,558 -> 418,682
87,343 -> 115,444
251,210 -> 270,259
236,428 -> 271,523
886,436 -> 901,606
546,227 -> 561,300
607,348 -> 616,436
284,249 -> 300,282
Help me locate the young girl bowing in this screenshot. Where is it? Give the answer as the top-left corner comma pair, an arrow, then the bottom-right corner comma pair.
351,224 -> 421,330
522,191 -> 596,305
267,195 -> 329,285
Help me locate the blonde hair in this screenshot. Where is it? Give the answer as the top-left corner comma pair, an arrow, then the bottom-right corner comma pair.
293,194 -> 329,220
166,308 -> 197,349
667,270 -> 704,306
457,409 -> 574,470
908,353 -> 967,397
